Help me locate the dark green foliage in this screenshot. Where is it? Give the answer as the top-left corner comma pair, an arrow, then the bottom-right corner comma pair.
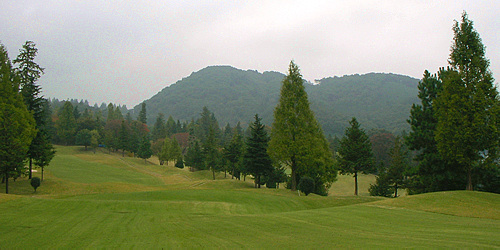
118,120 -> 129,156
152,113 -> 167,141
57,101 -> 77,145
264,166 -> 287,189
406,70 -> 461,193
298,176 -> 315,196
338,117 -> 374,195
76,129 -> 92,150
223,131 -> 244,179
243,114 -> 273,188
269,61 -> 336,193
369,173 -> 392,197
137,136 -> 152,163
30,177 -> 41,192
184,140 -> 204,170
0,43 -> 36,193
203,126 -> 220,180
135,66 -> 418,136
370,136 -> 409,197
175,155 -> 184,169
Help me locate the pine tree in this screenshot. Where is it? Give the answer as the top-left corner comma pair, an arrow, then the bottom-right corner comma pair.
185,140 -> 204,171
13,41 -> 54,179
435,12 -> 500,191
268,61 -> 336,192
0,43 -> 36,193
243,114 -> 273,188
406,71 -> 462,193
338,117 -> 374,196
118,120 -> 129,156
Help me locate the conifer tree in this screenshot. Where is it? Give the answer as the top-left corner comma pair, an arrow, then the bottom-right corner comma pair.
0,44 -> 36,193
338,117 -> 374,195
13,41 -> 54,179
203,126 -> 220,180
243,114 -> 273,188
223,131 -> 244,179
152,113 -> 167,141
435,12 -> 500,191
268,61 -> 335,192
137,135 -> 152,164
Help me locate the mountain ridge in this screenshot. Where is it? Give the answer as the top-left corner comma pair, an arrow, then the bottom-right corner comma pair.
134,66 -> 420,136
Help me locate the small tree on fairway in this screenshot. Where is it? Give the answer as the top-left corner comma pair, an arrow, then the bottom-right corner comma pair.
243,114 -> 273,188
175,155 -> 184,169
298,176 -> 315,196
338,117 -> 374,195
76,129 -> 92,150
203,126 -> 220,180
30,177 -> 40,192
137,136 -> 152,164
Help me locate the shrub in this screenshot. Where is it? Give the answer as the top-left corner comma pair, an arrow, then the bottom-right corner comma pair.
30,177 -> 41,193
298,176 -> 315,196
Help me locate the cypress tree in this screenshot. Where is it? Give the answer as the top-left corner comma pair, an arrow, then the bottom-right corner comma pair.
268,61 -> 336,192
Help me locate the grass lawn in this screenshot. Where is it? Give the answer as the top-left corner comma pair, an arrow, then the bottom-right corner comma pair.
0,146 -> 499,248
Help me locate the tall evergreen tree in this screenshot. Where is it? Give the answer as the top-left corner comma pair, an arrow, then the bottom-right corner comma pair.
0,44 -> 36,193
337,117 -> 374,196
203,126 -> 220,180
118,120 -> 129,156
138,102 -> 147,124
223,131 -> 244,179
152,113 -> 167,141
268,61 -> 336,192
406,70 -> 463,193
57,101 -> 77,145
243,115 -> 273,188
13,41 -> 54,179
435,12 -> 500,191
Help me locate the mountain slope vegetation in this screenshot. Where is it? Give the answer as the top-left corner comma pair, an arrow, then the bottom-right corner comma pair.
135,66 -> 419,135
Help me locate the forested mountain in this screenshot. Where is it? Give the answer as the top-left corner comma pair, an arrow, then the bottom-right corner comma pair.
134,66 -> 419,136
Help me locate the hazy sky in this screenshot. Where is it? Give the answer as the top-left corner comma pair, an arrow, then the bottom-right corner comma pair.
1,0 -> 498,108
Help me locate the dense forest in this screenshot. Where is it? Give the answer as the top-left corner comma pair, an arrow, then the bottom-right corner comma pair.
133,66 -> 419,136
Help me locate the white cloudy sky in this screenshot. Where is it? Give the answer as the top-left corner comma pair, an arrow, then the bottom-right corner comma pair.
1,0 -> 498,108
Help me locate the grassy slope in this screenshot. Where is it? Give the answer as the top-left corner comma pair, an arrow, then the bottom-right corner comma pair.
0,146 -> 499,248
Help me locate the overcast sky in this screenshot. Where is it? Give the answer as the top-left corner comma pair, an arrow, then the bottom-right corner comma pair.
1,1 -> 498,108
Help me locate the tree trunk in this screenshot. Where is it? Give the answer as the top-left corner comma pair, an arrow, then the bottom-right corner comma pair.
257,175 -> 261,188
394,183 -> 398,198
212,168 -> 215,180
29,157 -> 32,179
354,172 -> 358,196
291,156 -> 297,191
466,167 -> 473,191
5,172 -> 8,194
42,167 -> 44,182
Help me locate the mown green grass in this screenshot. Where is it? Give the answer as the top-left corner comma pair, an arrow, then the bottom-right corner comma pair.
0,145 -> 499,248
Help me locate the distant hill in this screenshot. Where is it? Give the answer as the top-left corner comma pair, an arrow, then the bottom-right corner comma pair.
134,66 -> 420,136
